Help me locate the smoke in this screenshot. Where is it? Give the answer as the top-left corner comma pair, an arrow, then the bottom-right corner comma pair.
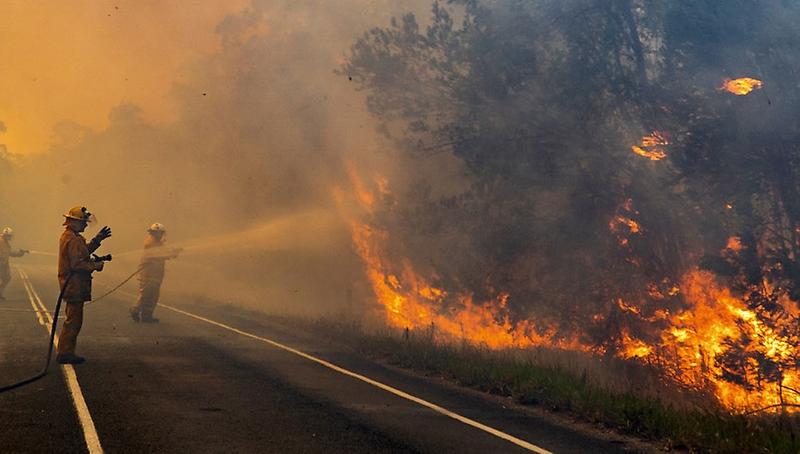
0,0 -> 431,314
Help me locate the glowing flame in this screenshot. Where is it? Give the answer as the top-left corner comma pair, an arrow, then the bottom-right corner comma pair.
345,162 -> 375,212
350,220 -> 585,349
609,211 -> 642,248
340,166 -> 588,351
617,298 -> 641,314
641,131 -> 669,148
631,145 -> 666,161
725,236 -> 743,252
631,131 -> 669,161
340,167 -> 800,413
620,270 -> 800,412
615,216 -> 641,233
620,330 -> 652,358
720,77 -> 764,96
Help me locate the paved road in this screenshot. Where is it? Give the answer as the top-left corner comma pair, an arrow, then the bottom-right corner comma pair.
0,265 -> 644,453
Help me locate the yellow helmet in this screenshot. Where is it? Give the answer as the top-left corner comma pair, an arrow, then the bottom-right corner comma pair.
63,206 -> 93,224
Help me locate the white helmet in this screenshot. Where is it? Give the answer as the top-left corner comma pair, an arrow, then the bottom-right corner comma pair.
1,227 -> 13,237
147,223 -> 166,233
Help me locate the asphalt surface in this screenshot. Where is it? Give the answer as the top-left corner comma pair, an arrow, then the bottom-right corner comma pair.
0,264 -> 646,453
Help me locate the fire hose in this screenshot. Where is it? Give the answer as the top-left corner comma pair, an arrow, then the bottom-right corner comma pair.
0,254 -> 140,394
85,263 -> 143,306
0,272 -> 73,393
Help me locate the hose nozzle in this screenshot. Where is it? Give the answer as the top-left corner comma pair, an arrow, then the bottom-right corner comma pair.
92,254 -> 113,262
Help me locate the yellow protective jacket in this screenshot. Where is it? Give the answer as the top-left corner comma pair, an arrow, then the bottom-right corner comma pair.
0,239 -> 25,267
58,229 -> 101,302
139,235 -> 177,286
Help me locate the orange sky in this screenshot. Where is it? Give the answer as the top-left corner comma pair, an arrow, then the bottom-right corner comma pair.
0,0 -> 249,154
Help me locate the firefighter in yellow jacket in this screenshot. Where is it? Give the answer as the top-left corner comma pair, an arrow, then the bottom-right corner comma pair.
0,227 -> 29,300
130,223 -> 180,323
57,206 -> 112,364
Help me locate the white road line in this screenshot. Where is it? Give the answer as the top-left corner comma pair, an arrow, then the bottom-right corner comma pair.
62,366 -> 104,454
160,303 -> 553,454
98,283 -> 553,452
18,267 -> 105,454
20,269 -> 51,322
17,269 -> 45,326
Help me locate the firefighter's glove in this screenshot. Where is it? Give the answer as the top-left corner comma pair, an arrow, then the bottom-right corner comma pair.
94,226 -> 112,243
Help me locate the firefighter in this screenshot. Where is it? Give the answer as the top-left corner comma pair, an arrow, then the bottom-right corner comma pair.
57,206 -> 112,364
130,223 -> 180,323
0,227 -> 29,300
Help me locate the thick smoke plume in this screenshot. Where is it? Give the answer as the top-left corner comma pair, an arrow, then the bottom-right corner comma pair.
0,0 -> 428,312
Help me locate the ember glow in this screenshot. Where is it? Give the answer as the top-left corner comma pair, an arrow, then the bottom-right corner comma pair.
726,236 -> 743,252
720,77 -> 764,95
631,131 -> 669,161
611,216 -> 641,234
609,200 -> 643,247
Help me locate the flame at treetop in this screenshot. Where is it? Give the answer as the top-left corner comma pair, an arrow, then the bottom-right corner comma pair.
720,77 -> 764,95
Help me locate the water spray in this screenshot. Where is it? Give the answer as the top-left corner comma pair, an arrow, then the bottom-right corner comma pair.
2,209 -> 339,392
26,250 -> 57,257
113,209 -> 336,260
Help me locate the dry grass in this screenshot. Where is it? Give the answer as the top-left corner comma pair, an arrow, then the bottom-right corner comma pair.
284,314 -> 800,454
